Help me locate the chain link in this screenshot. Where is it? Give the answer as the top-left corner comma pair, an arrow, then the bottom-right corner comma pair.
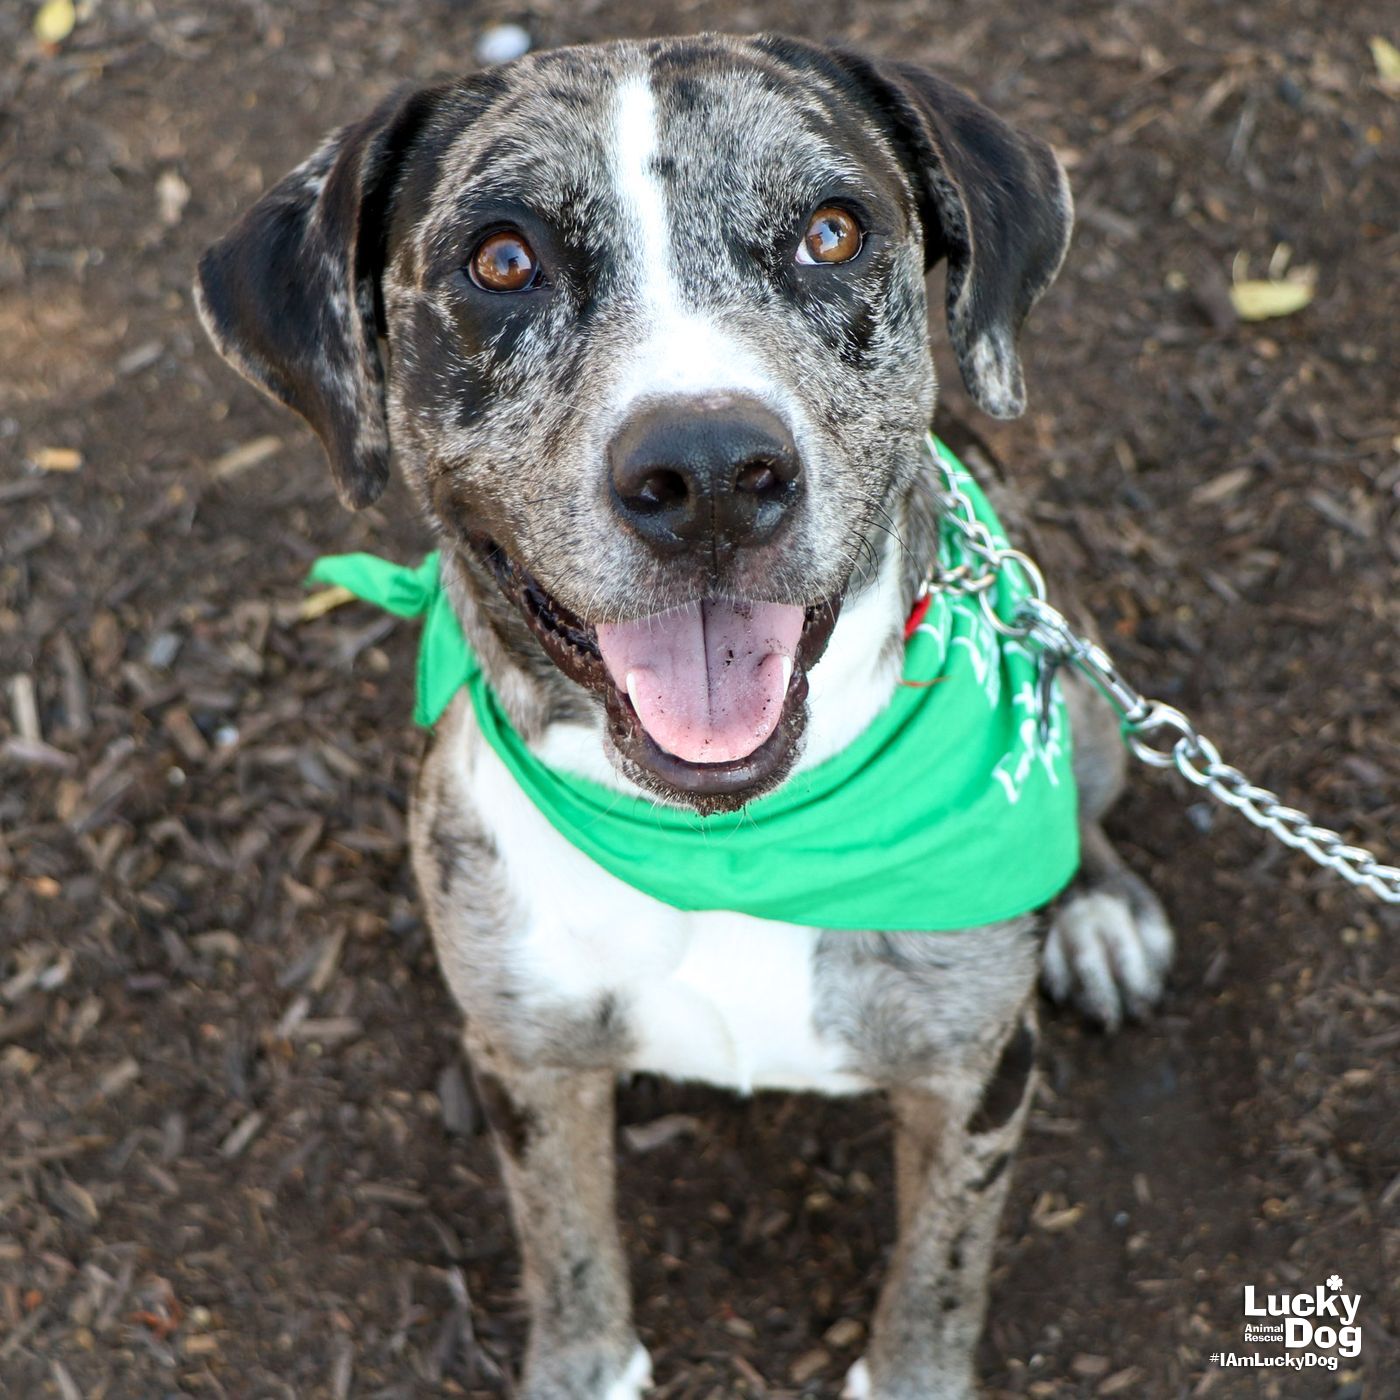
923,433 -> 1400,905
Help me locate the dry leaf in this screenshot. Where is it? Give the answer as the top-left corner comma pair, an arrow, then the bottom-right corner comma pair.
300,585 -> 356,621
33,446 -> 83,471
1229,279 -> 1315,321
1370,36 -> 1400,85
33,0 -> 76,44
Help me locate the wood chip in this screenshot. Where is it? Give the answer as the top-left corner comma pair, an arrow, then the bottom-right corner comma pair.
191,931 -> 242,960
436,1060 -> 478,1137
1,1134 -> 111,1170
1371,35 -> 1400,85
1189,466 -> 1252,506
286,1016 -> 361,1045
94,1056 -> 141,1100
53,632 -> 90,735
1099,1366 -> 1146,1395
50,1360 -> 81,1400
8,675 -> 41,745
211,435 -> 281,479
330,1333 -> 354,1400
117,340 -> 163,375
156,169 -> 190,226
823,1318 -> 865,1349
788,1347 -> 830,1384
622,1113 -> 702,1153
1229,276 -> 1315,321
164,707 -> 210,763
732,1354 -> 768,1392
1033,1201 -> 1086,1233
0,1004 -> 46,1045
353,1183 -> 427,1208
52,1179 -> 100,1225
275,995 -> 310,1038
2,737 -> 76,771
300,585 -> 356,621
31,446 -> 82,471
307,928 -> 347,994
219,1111 -> 265,1159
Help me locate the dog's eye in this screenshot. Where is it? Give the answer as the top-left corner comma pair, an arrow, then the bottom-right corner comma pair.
469,230 -> 540,292
795,206 -> 863,265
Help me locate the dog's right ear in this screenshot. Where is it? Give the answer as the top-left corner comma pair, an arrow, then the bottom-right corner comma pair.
195,85 -> 446,509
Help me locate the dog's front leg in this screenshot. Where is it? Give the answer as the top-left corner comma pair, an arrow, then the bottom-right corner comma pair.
849,1013 -> 1038,1400
470,1043 -> 650,1400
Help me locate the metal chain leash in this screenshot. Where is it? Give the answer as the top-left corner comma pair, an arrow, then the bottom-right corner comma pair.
921,433 -> 1400,904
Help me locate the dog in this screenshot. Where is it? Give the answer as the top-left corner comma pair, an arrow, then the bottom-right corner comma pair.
196,33 -> 1175,1399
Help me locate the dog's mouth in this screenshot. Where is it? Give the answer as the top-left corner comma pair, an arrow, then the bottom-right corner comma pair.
473,537 -> 839,807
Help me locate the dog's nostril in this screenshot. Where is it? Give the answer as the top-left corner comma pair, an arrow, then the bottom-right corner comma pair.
632,469 -> 688,513
734,459 -> 783,497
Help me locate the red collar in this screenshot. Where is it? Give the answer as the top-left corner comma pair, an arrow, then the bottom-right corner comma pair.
903,590 -> 932,640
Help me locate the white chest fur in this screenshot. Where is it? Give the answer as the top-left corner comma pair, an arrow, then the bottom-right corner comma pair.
465,735 -> 870,1095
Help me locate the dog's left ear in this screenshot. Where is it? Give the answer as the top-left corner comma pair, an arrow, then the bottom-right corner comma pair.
195,85 -> 445,508
839,52 -> 1073,419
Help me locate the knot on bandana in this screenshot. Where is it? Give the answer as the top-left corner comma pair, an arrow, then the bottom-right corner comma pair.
308,549 -> 477,728
307,439 -> 1080,932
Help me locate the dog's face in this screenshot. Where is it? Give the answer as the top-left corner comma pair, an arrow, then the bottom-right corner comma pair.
198,34 -> 1070,810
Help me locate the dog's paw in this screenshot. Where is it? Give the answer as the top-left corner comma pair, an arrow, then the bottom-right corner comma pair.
1042,887 -> 1173,1031
842,1357 -> 975,1400
842,1358 -> 872,1400
523,1341 -> 651,1400
603,1344 -> 653,1400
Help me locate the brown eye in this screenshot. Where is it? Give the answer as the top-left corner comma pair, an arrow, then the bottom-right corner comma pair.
469,230 -> 539,292
796,205 -> 863,265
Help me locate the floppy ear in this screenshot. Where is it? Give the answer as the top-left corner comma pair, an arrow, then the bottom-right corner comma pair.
195,86 -> 444,508
839,52 -> 1073,419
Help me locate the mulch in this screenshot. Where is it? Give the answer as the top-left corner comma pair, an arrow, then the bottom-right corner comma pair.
1,1 -> 1396,1396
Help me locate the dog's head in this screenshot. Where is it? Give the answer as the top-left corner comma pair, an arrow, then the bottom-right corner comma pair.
197,34 -> 1070,811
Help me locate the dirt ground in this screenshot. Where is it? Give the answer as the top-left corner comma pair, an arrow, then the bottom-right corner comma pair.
1,1 -> 1397,1397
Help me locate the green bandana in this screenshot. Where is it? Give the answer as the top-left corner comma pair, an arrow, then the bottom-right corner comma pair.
308,439 -> 1079,931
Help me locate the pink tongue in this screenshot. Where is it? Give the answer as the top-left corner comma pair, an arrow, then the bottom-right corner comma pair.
596,600 -> 806,764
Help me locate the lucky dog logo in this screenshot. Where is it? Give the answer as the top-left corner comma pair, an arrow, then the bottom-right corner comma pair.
1213,1273 -> 1362,1372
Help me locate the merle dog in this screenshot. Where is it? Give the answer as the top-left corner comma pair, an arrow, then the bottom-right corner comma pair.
196,34 -> 1174,1399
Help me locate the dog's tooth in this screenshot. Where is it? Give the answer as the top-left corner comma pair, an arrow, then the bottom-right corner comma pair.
626,671 -> 641,711
781,656 -> 794,691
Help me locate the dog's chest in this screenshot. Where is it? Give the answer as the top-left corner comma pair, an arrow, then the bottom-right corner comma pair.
469,741 -> 869,1095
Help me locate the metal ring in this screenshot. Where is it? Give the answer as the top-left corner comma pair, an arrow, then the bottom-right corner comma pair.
995,549 -> 1048,602
1127,705 -> 1199,768
979,587 -> 1028,637
978,550 -> 1048,637
1173,732 -> 1223,787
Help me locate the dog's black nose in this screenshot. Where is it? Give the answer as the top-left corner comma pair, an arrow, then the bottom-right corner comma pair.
608,396 -> 802,554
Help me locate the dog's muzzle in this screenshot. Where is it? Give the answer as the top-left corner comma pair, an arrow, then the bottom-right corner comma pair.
471,394 -> 838,806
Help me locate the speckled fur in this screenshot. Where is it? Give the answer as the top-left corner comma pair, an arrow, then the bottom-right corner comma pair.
197,34 -> 1173,1400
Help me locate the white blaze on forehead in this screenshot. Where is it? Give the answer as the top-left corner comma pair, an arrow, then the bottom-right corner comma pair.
609,72 -> 777,409
613,75 -> 672,312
